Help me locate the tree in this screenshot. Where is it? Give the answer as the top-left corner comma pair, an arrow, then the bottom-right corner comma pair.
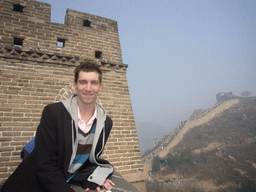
152,155 -> 160,173
181,148 -> 194,166
166,153 -> 181,167
239,179 -> 256,192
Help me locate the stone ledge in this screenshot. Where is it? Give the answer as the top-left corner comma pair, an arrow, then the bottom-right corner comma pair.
1,46 -> 128,70
122,172 -> 147,183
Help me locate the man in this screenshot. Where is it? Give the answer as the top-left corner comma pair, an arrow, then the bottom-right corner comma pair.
2,60 -> 115,192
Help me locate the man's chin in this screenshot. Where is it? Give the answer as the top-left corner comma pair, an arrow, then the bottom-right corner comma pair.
82,99 -> 96,105
77,96 -> 96,106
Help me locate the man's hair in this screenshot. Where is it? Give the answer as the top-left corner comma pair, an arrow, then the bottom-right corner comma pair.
74,60 -> 102,84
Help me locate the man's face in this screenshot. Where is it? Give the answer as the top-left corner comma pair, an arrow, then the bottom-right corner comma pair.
74,71 -> 102,106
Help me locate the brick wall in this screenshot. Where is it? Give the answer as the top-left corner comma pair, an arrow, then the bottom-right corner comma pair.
0,0 -> 145,190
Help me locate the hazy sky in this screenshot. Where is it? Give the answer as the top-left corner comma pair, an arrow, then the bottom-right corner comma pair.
40,0 -> 256,150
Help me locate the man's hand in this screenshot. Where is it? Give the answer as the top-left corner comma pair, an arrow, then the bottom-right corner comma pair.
84,179 -> 115,192
102,179 -> 115,191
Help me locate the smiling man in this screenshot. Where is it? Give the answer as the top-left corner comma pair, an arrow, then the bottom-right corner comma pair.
2,61 -> 115,192
74,63 -> 102,107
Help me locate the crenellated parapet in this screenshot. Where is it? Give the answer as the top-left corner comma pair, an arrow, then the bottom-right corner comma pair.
0,1 -> 123,66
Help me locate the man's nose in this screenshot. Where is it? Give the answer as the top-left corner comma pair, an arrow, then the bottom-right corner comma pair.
85,83 -> 92,91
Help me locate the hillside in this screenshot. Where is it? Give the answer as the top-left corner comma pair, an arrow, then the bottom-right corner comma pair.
146,97 -> 256,191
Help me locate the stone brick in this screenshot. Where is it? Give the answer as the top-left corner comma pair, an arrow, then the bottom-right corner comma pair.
0,147 -> 15,152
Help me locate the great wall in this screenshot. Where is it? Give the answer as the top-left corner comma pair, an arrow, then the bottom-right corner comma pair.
142,98 -> 240,176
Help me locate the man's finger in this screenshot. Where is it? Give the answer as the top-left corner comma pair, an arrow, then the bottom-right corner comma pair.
106,179 -> 115,186
96,186 -> 101,192
104,179 -> 115,190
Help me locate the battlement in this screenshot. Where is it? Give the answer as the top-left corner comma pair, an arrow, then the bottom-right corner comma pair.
1,0 -> 51,22
0,0 -> 123,66
65,9 -> 118,31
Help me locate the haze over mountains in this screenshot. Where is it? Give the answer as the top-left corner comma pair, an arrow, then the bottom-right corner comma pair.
142,95 -> 256,191
137,92 -> 253,155
136,122 -> 172,155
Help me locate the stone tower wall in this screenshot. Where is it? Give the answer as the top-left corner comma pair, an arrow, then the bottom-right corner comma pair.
0,0 -> 145,189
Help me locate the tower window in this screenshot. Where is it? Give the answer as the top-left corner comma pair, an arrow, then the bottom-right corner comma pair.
14,37 -> 24,47
13,4 -> 24,12
57,38 -> 66,47
95,51 -> 102,58
83,19 -> 91,27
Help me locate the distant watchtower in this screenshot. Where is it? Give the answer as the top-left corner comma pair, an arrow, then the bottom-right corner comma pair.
0,0 -> 145,190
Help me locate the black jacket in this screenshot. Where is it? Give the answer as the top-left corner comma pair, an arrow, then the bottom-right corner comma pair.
2,102 -> 113,192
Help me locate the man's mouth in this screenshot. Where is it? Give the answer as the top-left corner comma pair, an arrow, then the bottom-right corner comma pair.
83,93 -> 93,97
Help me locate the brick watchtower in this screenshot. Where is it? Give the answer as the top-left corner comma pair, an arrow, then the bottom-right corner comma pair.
0,0 -> 145,190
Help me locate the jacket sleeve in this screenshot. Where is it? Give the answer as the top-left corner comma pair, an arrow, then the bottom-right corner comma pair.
32,105 -> 75,192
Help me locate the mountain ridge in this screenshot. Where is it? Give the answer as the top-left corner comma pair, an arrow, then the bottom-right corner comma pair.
143,96 -> 256,191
